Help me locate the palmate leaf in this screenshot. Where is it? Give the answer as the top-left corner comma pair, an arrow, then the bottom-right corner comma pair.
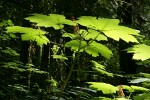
119,85 -> 149,93
25,14 -> 76,30
85,41 -> 112,58
126,44 -> 150,61
76,16 -> 139,43
87,82 -> 118,94
65,40 -> 87,52
130,85 -> 149,91
79,29 -> 108,41
6,26 -> 49,45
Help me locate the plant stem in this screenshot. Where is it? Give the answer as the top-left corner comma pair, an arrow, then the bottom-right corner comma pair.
57,53 -> 80,100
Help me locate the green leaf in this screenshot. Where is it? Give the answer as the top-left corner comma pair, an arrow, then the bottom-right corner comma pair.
1,47 -> 19,56
139,73 -> 150,78
85,41 -> 112,58
91,60 -> 113,77
76,16 -> 139,43
119,85 -> 134,92
91,60 -> 105,70
62,33 -> 77,39
25,14 -> 76,30
129,78 -> 150,84
6,26 -> 49,45
90,97 -> 112,100
134,93 -> 150,100
114,98 -> 130,100
76,16 -> 119,30
87,82 -> 118,94
82,29 -> 108,41
65,40 -> 87,52
130,85 -> 149,91
126,44 -> 150,61
118,85 -> 149,93
103,26 -> 139,43
52,55 -> 68,60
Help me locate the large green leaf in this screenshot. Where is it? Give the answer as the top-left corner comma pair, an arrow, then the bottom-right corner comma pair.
76,16 -> 139,43
85,41 -> 112,58
126,44 -> 150,61
65,40 -> 87,52
119,85 -> 134,92
76,16 -> 119,30
79,29 -> 108,41
87,82 -> 118,94
130,85 -> 149,91
6,26 -> 49,45
120,85 -> 149,93
25,14 -> 76,30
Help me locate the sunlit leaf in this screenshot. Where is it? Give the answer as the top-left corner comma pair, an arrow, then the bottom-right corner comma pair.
76,16 -> 139,43
126,44 -> 150,61
85,41 -> 112,58
6,26 -> 49,45
52,55 -> 68,60
130,85 -> 149,91
84,29 -> 108,41
90,97 -> 112,100
62,33 -> 77,39
119,85 -> 134,92
87,82 -> 118,94
65,40 -> 87,52
25,14 -> 76,30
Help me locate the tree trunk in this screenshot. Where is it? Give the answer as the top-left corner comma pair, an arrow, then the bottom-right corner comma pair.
118,0 -> 137,74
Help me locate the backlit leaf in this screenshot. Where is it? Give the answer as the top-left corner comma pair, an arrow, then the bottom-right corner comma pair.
25,14 -> 76,30
87,82 -> 118,94
52,55 -> 68,60
6,26 -> 49,45
85,41 -> 112,58
65,40 -> 87,52
83,29 -> 108,41
76,16 -> 139,43
126,44 -> 150,61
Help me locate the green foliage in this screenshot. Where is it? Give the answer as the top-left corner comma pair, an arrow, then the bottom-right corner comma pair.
133,93 -> 150,100
87,82 -> 118,94
139,73 -> 150,78
85,41 -> 112,58
1,47 -> 19,56
52,55 -> 68,60
91,60 -> 113,77
25,14 -> 76,29
120,85 -> 149,93
126,44 -> 150,61
80,29 -> 108,41
76,16 -> 140,43
3,13 -> 145,100
0,20 -> 14,27
65,40 -> 87,52
6,26 -> 49,45
129,78 -> 150,84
